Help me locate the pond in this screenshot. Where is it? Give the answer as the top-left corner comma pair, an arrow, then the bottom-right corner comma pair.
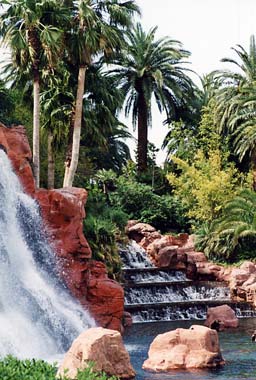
124,318 -> 256,380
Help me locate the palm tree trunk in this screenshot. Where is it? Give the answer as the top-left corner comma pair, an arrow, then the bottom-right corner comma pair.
251,147 -> 256,191
137,92 -> 148,173
47,131 -> 55,189
28,28 -> 41,188
63,109 -> 75,187
33,76 -> 40,187
65,65 -> 87,187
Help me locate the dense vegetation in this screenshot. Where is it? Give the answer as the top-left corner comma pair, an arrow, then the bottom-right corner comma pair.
0,356 -> 118,380
1,0 -> 256,270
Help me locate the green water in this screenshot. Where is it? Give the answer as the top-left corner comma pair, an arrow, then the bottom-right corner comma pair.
124,318 -> 256,380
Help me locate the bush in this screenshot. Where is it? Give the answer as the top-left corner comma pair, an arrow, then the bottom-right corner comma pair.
195,189 -> 256,263
110,176 -> 189,232
167,150 -> 244,225
83,214 -> 122,279
0,356 -> 118,380
0,356 -> 57,380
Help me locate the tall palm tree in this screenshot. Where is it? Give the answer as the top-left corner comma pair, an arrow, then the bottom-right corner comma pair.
110,23 -> 194,173
63,0 -> 140,187
214,35 -> 256,188
0,0 -> 67,187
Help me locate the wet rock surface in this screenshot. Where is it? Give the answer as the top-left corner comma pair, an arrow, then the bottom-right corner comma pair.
204,304 -> 239,330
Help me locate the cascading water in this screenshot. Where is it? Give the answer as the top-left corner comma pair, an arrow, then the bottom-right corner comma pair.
0,150 -> 94,359
121,240 -> 256,322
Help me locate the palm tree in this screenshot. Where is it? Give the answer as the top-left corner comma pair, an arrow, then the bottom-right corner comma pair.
81,64 -> 132,173
63,0 -> 140,187
40,69 -> 74,188
214,36 -> 256,188
110,23 -> 194,173
0,0 -> 67,187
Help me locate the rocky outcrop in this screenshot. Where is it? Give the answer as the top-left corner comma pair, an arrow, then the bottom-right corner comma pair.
58,327 -> 136,379
0,123 -> 124,331
125,221 -> 256,309
0,123 -> 35,195
205,304 -> 239,330
34,187 -> 92,302
143,325 -> 224,371
126,222 -> 198,279
87,261 -> 124,332
126,221 -> 161,249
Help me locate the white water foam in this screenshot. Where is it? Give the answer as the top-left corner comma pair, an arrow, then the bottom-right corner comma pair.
0,150 -> 95,359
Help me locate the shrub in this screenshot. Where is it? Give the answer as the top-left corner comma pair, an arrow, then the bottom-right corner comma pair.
83,214 -> 122,279
0,356 -> 58,380
195,189 -> 256,263
0,356 -> 118,380
110,176 -> 189,232
167,150 -> 243,225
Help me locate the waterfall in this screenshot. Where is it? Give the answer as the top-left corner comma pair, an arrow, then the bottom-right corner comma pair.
0,150 -> 94,359
121,241 -> 256,323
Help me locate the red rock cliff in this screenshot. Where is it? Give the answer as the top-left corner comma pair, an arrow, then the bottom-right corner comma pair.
0,123 -> 124,331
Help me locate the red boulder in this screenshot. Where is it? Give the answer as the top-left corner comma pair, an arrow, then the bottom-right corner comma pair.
205,304 -> 239,330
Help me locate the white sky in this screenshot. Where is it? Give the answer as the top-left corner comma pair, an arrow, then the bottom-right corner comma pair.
126,0 -> 256,165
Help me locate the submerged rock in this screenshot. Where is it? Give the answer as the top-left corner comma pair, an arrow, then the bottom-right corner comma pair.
58,327 -> 136,379
143,325 -> 224,371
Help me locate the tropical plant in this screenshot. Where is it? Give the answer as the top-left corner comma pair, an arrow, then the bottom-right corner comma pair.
80,65 -> 132,175
110,174 -> 189,232
196,189 -> 256,262
0,80 -> 14,124
63,0 -> 140,187
167,150 -> 243,225
110,22 -> 194,173
214,35 -> 256,188
40,68 -> 74,188
0,0 -> 67,186
0,356 -> 118,380
83,184 -> 129,279
163,73 -> 224,163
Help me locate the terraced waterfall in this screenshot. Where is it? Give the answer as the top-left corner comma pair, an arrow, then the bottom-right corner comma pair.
120,241 -> 255,322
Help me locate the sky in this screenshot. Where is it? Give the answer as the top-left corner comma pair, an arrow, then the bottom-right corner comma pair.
127,0 -> 256,165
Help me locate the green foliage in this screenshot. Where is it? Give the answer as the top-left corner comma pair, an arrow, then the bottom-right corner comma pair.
164,120 -> 198,162
0,356 -> 58,380
83,166 -> 189,277
0,356 -> 118,380
83,214 -> 121,279
110,174 -> 189,232
197,99 -> 223,154
110,22 -> 194,172
195,189 -> 256,262
0,82 -> 15,125
167,150 -> 244,225
213,35 -> 256,176
83,186 -> 129,279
